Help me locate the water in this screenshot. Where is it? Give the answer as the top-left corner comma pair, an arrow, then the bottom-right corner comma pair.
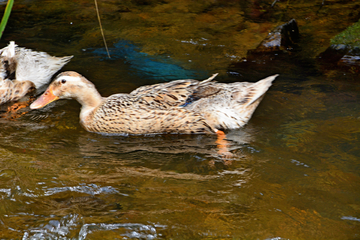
1,0 -> 360,239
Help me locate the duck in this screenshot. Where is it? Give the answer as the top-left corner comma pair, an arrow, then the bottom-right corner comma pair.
0,41 -> 73,105
30,71 -> 278,135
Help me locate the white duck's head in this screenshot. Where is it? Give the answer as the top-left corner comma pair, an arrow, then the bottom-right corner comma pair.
30,71 -> 103,110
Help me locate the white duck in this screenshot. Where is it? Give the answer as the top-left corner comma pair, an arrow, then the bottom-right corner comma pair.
0,41 -> 73,105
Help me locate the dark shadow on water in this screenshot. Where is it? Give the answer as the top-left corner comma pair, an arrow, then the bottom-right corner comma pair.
92,40 -> 209,81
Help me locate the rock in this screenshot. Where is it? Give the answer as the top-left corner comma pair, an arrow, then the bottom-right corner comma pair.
318,19 -> 360,70
227,19 -> 317,80
249,19 -> 300,54
318,44 -> 350,64
338,54 -> 360,67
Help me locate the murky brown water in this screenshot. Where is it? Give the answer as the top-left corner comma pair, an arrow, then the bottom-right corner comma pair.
1,0 -> 360,239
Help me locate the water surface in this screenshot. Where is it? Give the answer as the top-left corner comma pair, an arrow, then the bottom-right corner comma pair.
0,0 -> 359,239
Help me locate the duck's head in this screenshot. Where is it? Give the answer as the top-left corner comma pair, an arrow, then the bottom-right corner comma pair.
30,71 -> 100,109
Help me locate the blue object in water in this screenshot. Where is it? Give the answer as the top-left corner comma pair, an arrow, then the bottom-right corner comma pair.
92,40 -> 207,81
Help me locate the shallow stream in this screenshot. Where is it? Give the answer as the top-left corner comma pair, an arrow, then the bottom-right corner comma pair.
0,0 -> 359,239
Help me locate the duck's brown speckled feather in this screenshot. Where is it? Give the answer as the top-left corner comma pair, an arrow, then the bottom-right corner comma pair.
0,79 -> 35,104
82,93 -> 215,134
129,74 -> 220,110
31,71 -> 279,135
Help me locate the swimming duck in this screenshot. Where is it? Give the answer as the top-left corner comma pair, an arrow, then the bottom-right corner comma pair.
0,41 -> 73,105
30,71 -> 278,135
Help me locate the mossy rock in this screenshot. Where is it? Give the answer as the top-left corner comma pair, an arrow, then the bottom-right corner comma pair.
330,19 -> 360,49
317,19 -> 360,70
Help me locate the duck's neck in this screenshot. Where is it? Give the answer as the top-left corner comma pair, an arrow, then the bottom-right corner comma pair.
77,87 -> 103,123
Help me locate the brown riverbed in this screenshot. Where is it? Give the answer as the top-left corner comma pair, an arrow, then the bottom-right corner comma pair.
0,0 -> 359,239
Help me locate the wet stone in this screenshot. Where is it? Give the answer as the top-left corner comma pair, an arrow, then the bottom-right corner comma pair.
249,19 -> 300,54
338,54 -> 360,67
318,19 -> 360,70
318,45 -> 360,72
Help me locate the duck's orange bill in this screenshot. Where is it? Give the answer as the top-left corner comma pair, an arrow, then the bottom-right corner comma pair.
30,87 -> 59,109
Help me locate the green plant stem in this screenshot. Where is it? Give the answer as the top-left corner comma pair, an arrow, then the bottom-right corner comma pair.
0,0 -> 14,39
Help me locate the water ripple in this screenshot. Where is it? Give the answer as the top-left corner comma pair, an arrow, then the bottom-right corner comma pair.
21,213 -> 166,240
341,216 -> 360,222
22,214 -> 81,240
0,188 -> 11,199
43,183 -> 125,197
79,222 -> 166,240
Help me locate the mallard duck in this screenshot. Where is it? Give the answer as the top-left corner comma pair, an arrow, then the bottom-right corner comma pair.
0,41 -> 73,105
30,71 -> 278,135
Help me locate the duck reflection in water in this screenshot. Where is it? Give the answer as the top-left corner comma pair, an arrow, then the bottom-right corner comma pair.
74,127 -> 256,167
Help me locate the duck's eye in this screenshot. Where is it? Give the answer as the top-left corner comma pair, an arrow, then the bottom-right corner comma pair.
61,79 -> 66,84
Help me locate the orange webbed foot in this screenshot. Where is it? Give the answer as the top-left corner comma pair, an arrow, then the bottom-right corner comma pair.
215,130 -> 234,160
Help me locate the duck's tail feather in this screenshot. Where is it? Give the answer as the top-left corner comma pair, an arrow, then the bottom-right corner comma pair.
15,50 -> 73,88
201,73 -> 218,83
0,41 -> 17,58
241,74 -> 279,107
197,74 -> 279,130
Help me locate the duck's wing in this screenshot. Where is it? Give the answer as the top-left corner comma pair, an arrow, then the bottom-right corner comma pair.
185,74 -> 279,130
131,80 -> 200,109
130,74 -> 220,109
